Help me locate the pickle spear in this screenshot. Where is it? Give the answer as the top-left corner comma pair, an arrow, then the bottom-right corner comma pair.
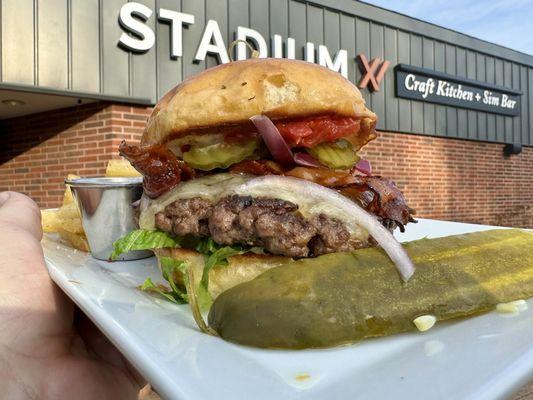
208,229 -> 533,349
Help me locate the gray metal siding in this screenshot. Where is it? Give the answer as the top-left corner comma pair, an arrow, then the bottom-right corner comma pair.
340,14 -> 355,84
206,0 -> 226,69
422,37 -> 435,136
434,41 -> 446,136
2,0 -> 35,84
101,0 -> 129,96
383,26 -> 397,131
131,0 -> 156,100
156,0 -> 182,99
409,34 -> 423,134
37,0 -> 68,88
71,0 -> 100,92
370,23 -> 385,127
396,30 -> 410,133
0,0 -> 532,146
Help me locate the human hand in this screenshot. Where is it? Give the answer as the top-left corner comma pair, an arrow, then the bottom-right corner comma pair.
0,192 -> 145,399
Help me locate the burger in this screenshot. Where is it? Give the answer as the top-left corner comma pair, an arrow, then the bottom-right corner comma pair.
113,58 -> 416,310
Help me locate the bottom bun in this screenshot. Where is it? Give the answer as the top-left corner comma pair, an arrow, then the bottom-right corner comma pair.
154,247 -> 289,299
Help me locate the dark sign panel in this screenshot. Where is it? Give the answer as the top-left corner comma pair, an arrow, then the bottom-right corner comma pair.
395,64 -> 521,117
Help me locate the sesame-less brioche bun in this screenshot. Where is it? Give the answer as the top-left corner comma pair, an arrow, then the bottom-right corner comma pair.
142,58 -> 377,146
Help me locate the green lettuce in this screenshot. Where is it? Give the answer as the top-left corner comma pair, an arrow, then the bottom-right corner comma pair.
110,229 -> 181,260
199,241 -> 247,290
140,278 -> 184,304
139,257 -> 189,304
195,239 -> 263,308
114,229 -> 262,308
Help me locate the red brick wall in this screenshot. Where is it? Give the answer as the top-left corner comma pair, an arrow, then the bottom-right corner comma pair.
0,102 -> 152,207
361,132 -> 533,228
1,104 -> 532,228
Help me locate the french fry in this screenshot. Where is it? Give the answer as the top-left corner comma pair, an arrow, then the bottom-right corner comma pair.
41,173 -> 88,252
58,228 -> 90,252
105,158 -> 141,178
57,201 -> 81,220
58,216 -> 84,234
63,174 -> 80,206
41,209 -> 61,233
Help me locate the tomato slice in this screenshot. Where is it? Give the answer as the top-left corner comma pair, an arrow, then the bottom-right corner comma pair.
275,116 -> 360,148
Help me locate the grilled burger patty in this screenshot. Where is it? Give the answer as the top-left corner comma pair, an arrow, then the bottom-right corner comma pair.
154,195 -> 368,258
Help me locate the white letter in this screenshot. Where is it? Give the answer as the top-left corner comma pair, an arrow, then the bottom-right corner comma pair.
405,74 -> 416,90
501,94 -> 515,108
305,42 -> 315,63
286,38 -> 295,59
272,35 -> 295,59
273,34 -> 283,58
194,20 -> 229,63
158,9 -> 194,58
318,45 -> 348,78
483,90 -> 489,104
436,80 -> 447,96
236,27 -> 268,60
422,78 -> 434,98
118,2 -> 155,52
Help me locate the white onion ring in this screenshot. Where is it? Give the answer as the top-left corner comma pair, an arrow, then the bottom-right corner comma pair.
236,175 -> 416,281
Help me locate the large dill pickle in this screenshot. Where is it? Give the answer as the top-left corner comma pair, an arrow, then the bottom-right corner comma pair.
307,139 -> 359,169
183,138 -> 259,170
208,229 -> 533,349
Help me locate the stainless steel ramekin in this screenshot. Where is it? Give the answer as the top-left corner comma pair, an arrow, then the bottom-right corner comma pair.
65,177 -> 151,261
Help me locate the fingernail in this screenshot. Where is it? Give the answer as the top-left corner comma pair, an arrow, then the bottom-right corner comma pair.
0,192 -> 10,207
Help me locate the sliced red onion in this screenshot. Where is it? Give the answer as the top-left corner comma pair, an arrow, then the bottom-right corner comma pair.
250,115 -> 294,165
355,159 -> 372,175
235,175 -> 416,282
293,152 -> 324,168
250,115 -> 324,169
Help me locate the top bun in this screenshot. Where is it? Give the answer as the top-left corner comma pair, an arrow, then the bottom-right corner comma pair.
142,58 -> 377,146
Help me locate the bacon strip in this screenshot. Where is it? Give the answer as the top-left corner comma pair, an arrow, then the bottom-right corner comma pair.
229,160 -> 287,176
338,177 -> 416,232
119,141 -> 194,198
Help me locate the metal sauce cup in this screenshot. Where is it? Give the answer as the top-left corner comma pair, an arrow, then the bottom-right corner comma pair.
65,177 -> 152,261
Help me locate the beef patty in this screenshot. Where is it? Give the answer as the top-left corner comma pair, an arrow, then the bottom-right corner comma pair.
154,195 -> 366,258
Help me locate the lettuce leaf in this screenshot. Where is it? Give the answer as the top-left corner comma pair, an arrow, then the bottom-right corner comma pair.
140,257 -> 189,304
140,278 -> 184,304
195,238 -> 264,292
200,245 -> 247,289
110,229 -> 181,260
117,229 -> 263,309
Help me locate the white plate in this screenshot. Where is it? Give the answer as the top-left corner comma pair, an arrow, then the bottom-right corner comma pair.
43,219 -> 533,400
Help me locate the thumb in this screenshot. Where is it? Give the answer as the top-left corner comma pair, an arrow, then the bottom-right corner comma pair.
0,192 -> 42,241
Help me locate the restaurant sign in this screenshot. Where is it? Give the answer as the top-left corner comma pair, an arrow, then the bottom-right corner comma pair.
395,64 -> 521,116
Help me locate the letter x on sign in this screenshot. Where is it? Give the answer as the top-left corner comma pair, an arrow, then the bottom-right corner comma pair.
357,53 -> 390,91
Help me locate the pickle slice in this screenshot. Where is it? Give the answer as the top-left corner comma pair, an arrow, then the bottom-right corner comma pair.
208,229 -> 533,349
306,139 -> 360,169
183,138 -> 259,170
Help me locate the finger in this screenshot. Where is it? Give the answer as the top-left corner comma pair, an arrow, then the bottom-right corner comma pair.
0,192 -> 42,240
0,191 -> 74,350
0,191 -> 47,282
74,310 -> 147,389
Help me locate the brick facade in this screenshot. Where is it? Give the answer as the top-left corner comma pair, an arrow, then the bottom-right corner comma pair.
1,104 -> 532,228
361,132 -> 533,228
0,102 -> 152,207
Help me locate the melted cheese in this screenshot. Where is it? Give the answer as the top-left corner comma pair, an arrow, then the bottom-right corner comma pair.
139,174 -> 249,230
139,173 -> 369,242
